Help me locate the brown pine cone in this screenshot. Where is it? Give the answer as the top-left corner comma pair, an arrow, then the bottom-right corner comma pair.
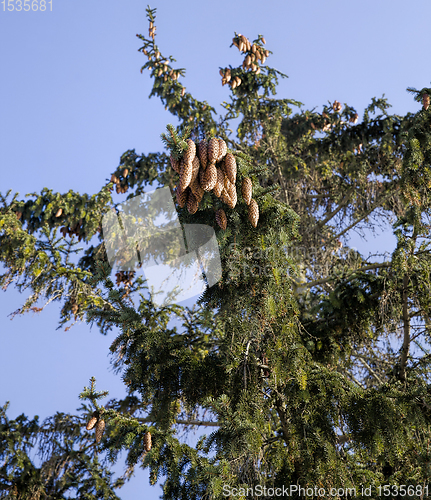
423,94 -> 430,110
188,157 -> 198,184
227,184 -> 237,208
201,163 -> 217,191
187,191 -> 199,214
198,139 -> 208,169
179,158 -> 193,190
224,153 -> 237,185
190,177 -> 204,202
95,419 -> 105,443
217,138 -> 227,162
55,209 -> 62,217
176,186 -> 188,208
215,208 -> 227,230
248,199 -> 259,227
241,177 -> 252,205
86,412 -> 98,430
170,155 -> 180,173
213,168 -> 224,198
220,188 -> 232,207
144,431 -> 152,452
184,139 -> 196,165
207,138 -> 219,164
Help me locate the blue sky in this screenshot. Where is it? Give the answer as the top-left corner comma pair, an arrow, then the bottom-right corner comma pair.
1,0 -> 430,498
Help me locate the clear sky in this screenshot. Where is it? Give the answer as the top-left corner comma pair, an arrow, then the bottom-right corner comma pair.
1,0 -> 430,498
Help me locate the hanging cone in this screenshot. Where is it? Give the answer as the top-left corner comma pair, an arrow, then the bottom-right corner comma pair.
179,158 -> 193,190
224,153 -> 237,184
217,138 -> 227,161
245,54 -> 251,67
191,156 -> 200,182
187,191 -> 199,214
207,138 -> 219,164
248,199 -> 259,227
241,177 -> 252,205
423,94 -> 430,110
144,432 -> 152,452
201,163 -> 217,191
220,188 -> 232,207
55,209 -> 63,217
86,411 -> 98,430
215,208 -> 227,230
184,139 -> 196,165
95,419 -> 105,443
176,186 -> 188,208
198,139 -> 208,169
227,184 -> 237,208
123,168 -> 129,177
170,155 -> 180,173
213,168 -> 224,197
190,177 -> 204,202
181,87 -> 186,97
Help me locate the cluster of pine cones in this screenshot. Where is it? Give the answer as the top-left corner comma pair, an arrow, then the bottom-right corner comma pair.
220,34 -> 269,88
115,270 -> 135,298
111,169 -> 130,194
86,411 -> 106,443
170,138 -> 259,230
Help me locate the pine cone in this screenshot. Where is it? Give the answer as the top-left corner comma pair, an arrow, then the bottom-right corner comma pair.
179,158 -> 193,190
95,419 -> 105,443
217,138 -> 227,162
184,139 -> 196,165
198,139 -> 208,169
220,188 -> 232,207
201,163 -> 217,191
227,184 -> 237,209
170,155 -> 180,173
423,94 -> 430,110
213,168 -> 224,197
144,432 -> 152,452
176,186 -> 188,208
55,209 -> 62,217
241,177 -> 252,205
215,208 -> 227,230
224,153 -> 237,184
187,191 -> 199,214
248,199 -> 259,227
190,177 -> 204,202
207,138 -> 219,164
191,155 -> 200,182
86,412 -> 98,430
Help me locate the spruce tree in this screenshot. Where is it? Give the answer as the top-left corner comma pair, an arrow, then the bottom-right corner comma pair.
1,5 -> 431,499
